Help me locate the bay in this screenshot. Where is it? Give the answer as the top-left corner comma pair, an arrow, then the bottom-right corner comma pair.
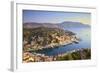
33,27 -> 91,56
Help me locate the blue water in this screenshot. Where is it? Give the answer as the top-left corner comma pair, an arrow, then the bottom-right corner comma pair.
35,27 -> 91,56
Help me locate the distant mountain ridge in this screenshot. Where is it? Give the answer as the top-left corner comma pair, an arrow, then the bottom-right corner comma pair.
23,22 -> 60,28
23,21 -> 90,29
59,21 -> 90,29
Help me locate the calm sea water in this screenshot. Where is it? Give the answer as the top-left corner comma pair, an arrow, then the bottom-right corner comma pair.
35,27 -> 91,56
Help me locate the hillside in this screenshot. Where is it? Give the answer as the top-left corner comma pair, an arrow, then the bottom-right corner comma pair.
23,27 -> 79,51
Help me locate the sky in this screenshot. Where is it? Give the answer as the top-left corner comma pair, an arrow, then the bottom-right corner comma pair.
23,10 -> 91,25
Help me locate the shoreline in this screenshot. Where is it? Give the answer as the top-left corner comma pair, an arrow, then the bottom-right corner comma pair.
25,37 -> 80,52
23,48 -> 91,63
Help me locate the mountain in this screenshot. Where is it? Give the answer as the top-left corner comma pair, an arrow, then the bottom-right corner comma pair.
23,22 -> 60,29
58,21 -> 90,30
23,21 -> 90,30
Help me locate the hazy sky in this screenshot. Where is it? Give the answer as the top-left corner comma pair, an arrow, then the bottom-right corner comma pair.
23,10 -> 91,25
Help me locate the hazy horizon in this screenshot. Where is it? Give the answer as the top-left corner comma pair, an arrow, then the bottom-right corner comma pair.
23,10 -> 91,25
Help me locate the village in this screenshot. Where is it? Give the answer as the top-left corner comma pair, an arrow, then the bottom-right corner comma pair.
23,27 -> 81,62
23,32 -> 79,52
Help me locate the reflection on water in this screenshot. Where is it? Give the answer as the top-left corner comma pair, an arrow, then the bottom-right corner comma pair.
34,27 -> 91,56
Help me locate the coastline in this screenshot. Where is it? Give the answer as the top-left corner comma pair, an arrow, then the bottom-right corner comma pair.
24,35 -> 80,52
23,48 -> 91,63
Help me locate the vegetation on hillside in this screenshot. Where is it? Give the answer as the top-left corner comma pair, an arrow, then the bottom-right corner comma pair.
56,48 -> 91,60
